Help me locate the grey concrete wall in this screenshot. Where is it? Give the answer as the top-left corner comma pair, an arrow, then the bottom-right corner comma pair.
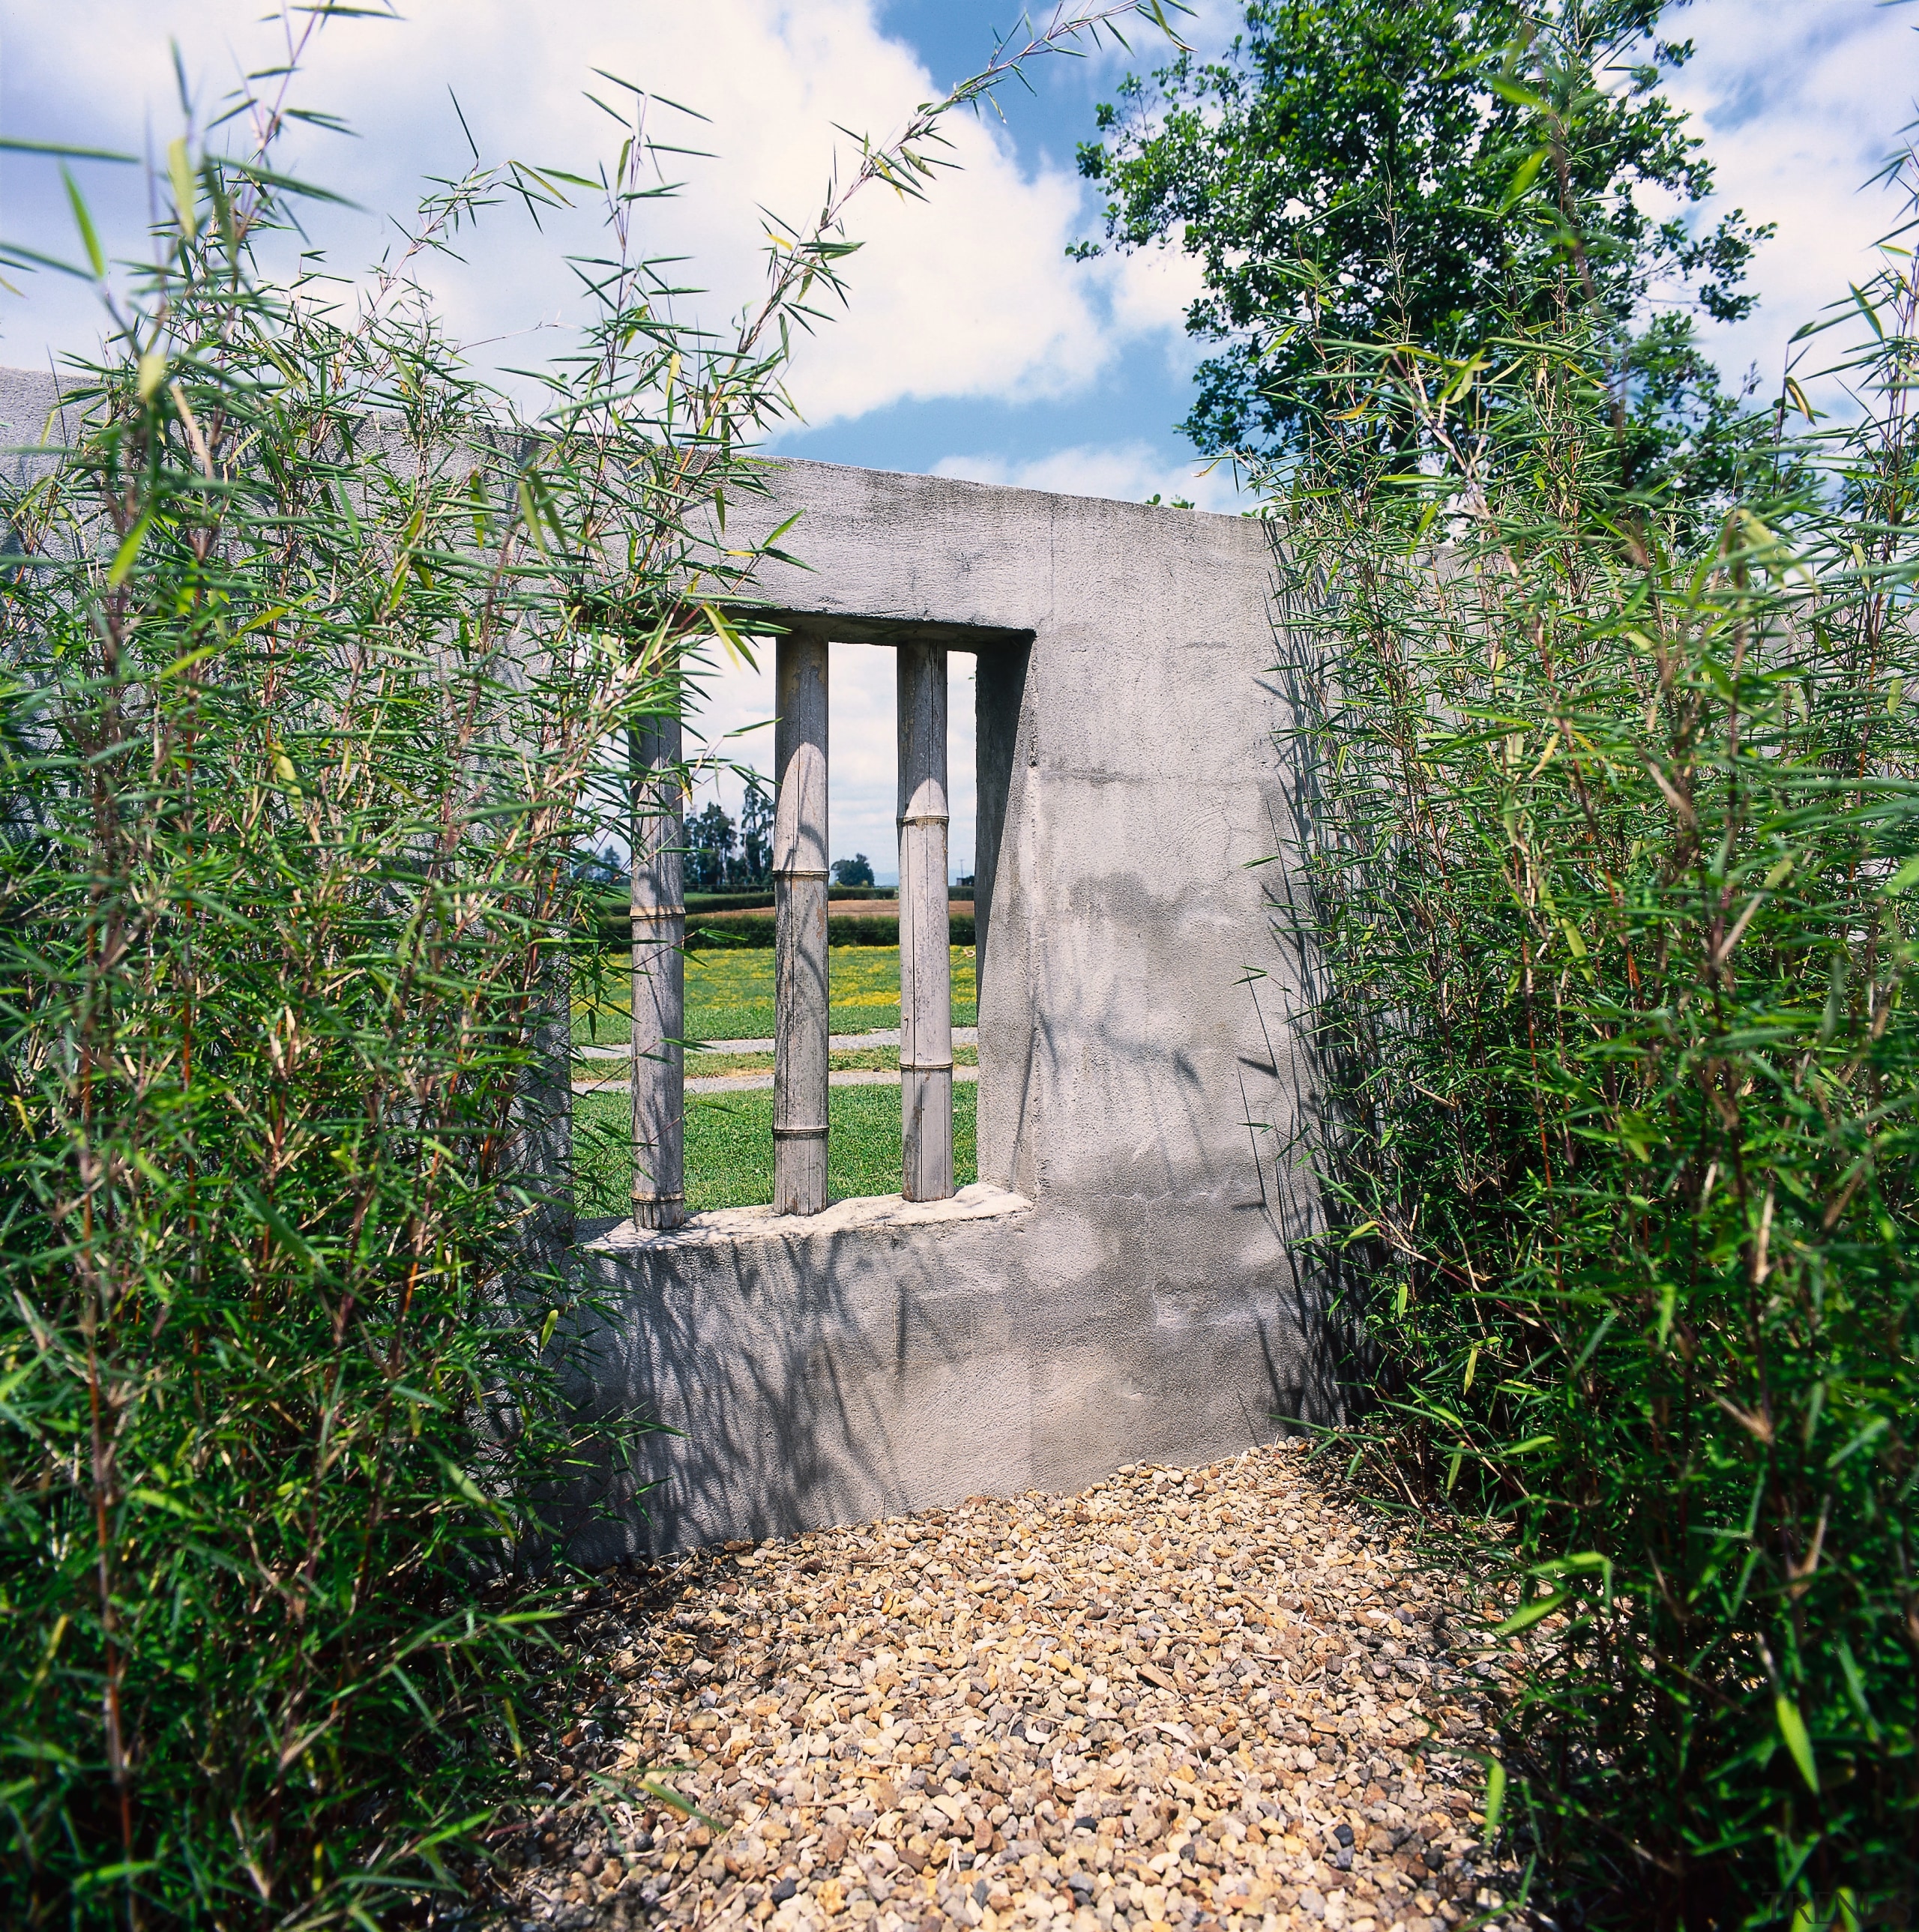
1,368 -> 85,511
567,460 -> 1337,1560
0,367 -> 1334,1554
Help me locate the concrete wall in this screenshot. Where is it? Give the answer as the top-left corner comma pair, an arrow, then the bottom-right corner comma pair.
0,367 -> 1334,1554
568,460 -> 1337,1560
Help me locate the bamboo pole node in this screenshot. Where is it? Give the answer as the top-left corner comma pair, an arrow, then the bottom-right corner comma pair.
774,629 -> 832,1216
630,700 -> 687,1232
897,640 -> 954,1204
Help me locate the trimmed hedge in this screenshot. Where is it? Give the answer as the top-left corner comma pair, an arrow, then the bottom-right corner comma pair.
591,895 -> 976,950
602,913 -> 976,950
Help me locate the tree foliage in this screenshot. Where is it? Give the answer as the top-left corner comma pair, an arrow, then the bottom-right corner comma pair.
1075,0 -> 1771,495
1266,103 -> 1919,1932
689,800 -> 741,890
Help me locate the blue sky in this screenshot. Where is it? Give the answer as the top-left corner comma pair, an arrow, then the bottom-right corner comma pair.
782,0 -> 1212,493
4,1 -> 1917,876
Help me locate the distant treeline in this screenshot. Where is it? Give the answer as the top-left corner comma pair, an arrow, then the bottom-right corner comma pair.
591,887 -> 976,950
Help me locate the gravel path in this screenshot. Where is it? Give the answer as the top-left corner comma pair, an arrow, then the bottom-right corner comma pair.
485,1444 -> 1522,1932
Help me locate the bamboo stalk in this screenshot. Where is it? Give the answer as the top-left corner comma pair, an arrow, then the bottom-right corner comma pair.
630,708 -> 685,1229
774,629 -> 831,1215
898,641 -> 953,1201
513,939 -> 576,1254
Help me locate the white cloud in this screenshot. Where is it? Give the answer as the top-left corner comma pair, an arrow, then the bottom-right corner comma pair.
1094,230 -> 1212,371
1664,2 -> 1919,402
934,439 -> 1247,510
17,1 -> 1914,435
1,0 -> 1213,887
0,0 -> 1189,428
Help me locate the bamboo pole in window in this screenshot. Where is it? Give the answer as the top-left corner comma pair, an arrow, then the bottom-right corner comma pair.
897,641 -> 953,1201
630,707 -> 686,1230
774,628 -> 831,1215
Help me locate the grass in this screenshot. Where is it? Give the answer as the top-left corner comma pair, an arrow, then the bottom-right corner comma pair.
575,1080 -> 978,1215
573,943 -> 977,1046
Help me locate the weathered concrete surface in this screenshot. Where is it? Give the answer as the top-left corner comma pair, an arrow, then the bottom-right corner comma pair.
567,460 -> 1334,1560
0,367 -> 82,501
0,366 -> 1331,1554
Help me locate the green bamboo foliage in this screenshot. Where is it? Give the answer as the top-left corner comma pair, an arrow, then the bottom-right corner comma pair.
1270,124 -> 1919,1930
0,106 -> 729,1932
0,8 -> 1178,1921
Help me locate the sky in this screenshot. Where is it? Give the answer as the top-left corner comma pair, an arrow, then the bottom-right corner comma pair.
4,0 -> 1917,878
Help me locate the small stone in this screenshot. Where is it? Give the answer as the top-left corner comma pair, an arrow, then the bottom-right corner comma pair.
485,1446 -> 1517,1931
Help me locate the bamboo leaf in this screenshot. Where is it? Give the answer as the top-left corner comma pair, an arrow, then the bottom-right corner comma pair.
221,157 -> 364,208
1500,150 -> 1547,211
62,169 -> 105,277
0,136 -> 136,163
1775,1695 -> 1818,1793
1481,1758 -> 1507,1838
106,510 -> 153,585
1485,75 -> 1549,111
167,137 -> 199,236
1492,1591 -> 1566,1636
240,1186 -> 317,1267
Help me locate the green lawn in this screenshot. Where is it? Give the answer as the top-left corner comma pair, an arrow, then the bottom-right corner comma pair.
575,1080 -> 978,1216
573,944 -> 977,1047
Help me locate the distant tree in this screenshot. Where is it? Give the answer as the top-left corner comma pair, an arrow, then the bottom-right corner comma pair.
738,776 -> 774,886
832,854 -> 876,888
686,801 -> 735,892
1071,0 -> 1771,498
571,842 -> 626,887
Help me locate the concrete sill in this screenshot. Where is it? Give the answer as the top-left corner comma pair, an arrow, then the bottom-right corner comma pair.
579,1181 -> 1031,1254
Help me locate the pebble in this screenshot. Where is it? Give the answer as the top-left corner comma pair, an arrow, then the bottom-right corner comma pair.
482,1443 -> 1528,1932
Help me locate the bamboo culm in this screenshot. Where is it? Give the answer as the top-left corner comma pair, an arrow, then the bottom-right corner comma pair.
630,707 -> 686,1229
774,630 -> 831,1215
897,641 -> 953,1201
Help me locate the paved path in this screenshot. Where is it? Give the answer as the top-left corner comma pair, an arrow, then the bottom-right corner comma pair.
575,1067 -> 982,1097
484,1445 -> 1521,1932
579,1030 -> 980,1063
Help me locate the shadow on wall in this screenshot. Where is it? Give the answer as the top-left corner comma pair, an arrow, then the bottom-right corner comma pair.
543,571 -> 1353,1557
1256,540 -> 1383,1415
557,1211 -> 1030,1559
552,1163 -> 1342,1563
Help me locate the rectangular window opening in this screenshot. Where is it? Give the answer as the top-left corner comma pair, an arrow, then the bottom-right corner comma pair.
569,624 -> 1025,1230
